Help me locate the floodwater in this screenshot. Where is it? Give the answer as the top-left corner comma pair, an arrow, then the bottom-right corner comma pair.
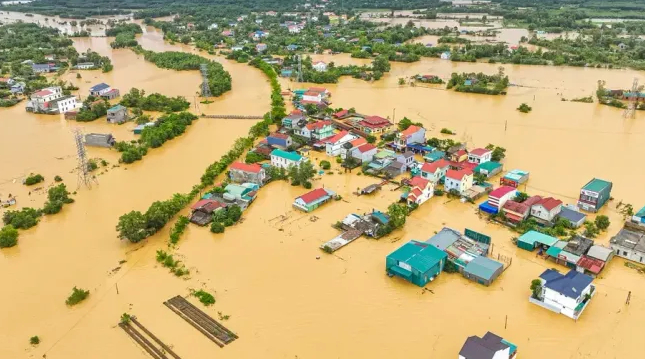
1,11 -> 645,359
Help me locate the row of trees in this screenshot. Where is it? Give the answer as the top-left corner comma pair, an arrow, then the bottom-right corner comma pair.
120,88 -> 190,112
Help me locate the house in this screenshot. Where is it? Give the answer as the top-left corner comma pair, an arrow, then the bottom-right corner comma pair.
84,133 -> 115,148
222,30 -> 234,37
333,109 -> 349,119
397,151 -> 415,168
551,235 -> 594,269
557,206 -> 587,228
358,115 -> 393,134
474,161 -> 502,178
302,89 -> 326,103
463,256 -> 504,286
282,110 -> 307,129
75,62 -> 95,69
632,205 -> 645,227
531,269 -> 595,320
228,162 -> 267,185
516,230 -> 558,252
133,122 -> 155,134
618,42 -> 628,51
501,195 -> 542,224
100,88 -> 120,100
351,143 -> 377,163
270,149 -> 306,169
189,199 -> 227,225
9,81 -> 25,94
403,176 -> 434,206
32,63 -> 56,73
450,149 -> 468,163
231,45 -> 244,51
577,178 -> 612,212
440,51 -> 451,60
340,137 -> 367,159
467,148 -> 492,164
208,23 -> 218,30
89,83 -> 111,97
280,68 -> 293,77
288,25 -> 301,33
530,197 -> 563,223
256,43 -> 268,52
267,132 -> 293,149
224,183 -> 258,204
423,150 -> 445,163
386,240 -> 447,287
420,158 -> 450,183
106,104 -> 128,124
301,120 -> 334,140
26,86 -> 77,114
384,161 -> 407,177
459,332 -> 517,359
313,61 -> 327,72
426,227 -> 492,272
286,44 -> 298,51
586,244 -> 615,263
500,169 -> 529,188
325,130 -> 359,156
610,226 -> 645,264
393,125 -> 426,151
293,188 -> 336,212
445,169 -> 473,195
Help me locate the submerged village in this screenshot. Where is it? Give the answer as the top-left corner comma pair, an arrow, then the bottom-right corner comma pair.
3,0 -> 645,358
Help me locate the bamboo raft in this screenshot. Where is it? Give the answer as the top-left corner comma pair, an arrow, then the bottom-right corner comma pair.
119,317 -> 181,359
164,295 -> 238,347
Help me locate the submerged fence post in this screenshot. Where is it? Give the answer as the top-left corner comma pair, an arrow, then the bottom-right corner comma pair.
505,315 -> 507,329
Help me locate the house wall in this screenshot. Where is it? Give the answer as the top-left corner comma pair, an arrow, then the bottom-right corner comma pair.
446,175 -> 473,194
531,204 -> 562,222
53,97 -> 77,114
468,152 -> 492,164
489,190 -> 517,210
90,87 -> 111,96
271,154 -> 302,169
229,169 -> 265,185
303,93 -> 322,102
610,244 -> 645,264
543,284 -> 592,319
326,134 -> 357,156
351,148 -> 377,163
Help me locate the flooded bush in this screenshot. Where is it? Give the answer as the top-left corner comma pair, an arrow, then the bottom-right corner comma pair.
517,103 -> 532,113
24,174 -> 44,186
169,216 -> 189,245
2,207 -> 41,229
191,289 -> 215,306
65,287 -> 89,306
0,225 -> 19,248
210,222 -> 225,233
29,336 -> 40,345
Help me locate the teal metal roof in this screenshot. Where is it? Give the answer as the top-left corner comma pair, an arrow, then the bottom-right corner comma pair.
517,230 -> 558,247
108,104 -> 126,112
389,265 -> 411,279
475,161 -> 502,173
501,339 -> 517,355
546,246 -> 562,258
387,240 -> 447,274
582,178 -> 612,193
636,205 -> 645,218
225,184 -> 248,196
423,150 -> 445,162
464,256 -> 503,280
271,149 -> 302,162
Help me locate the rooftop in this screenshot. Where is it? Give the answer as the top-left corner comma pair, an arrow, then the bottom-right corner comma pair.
325,130 -> 351,144
230,161 -> 263,174
459,332 -> 510,359
469,148 -> 491,156
582,178 -> 612,193
518,230 -> 558,248
296,188 -> 333,204
610,227 -> 645,253
475,161 -> 502,172
464,256 -> 504,281
421,159 -> 450,173
409,176 -> 430,189
425,227 -> 462,251
89,83 -> 110,92
271,149 -> 302,162
586,245 -> 614,262
400,124 -> 423,137
306,120 -> 332,130
269,132 -> 290,140
558,207 -> 587,223
489,186 -> 516,198
388,240 -> 447,274
535,197 -> 563,211
563,235 -> 594,256
540,269 -> 593,299
108,104 -> 126,112
356,143 -> 376,153
446,168 -> 472,181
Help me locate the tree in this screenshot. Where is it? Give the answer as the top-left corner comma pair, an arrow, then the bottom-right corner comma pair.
517,103 -> 532,113
398,77 -> 405,85
583,221 -> 599,238
289,161 -> 315,187
514,192 -> 529,203
371,55 -> 391,73
116,211 -> 148,243
398,117 -> 413,131
530,279 -> 542,299
210,222 -> 224,233
227,205 -> 242,222
387,203 -> 409,229
491,147 -> 506,161
474,172 -> 487,184
594,215 -> 610,230
319,160 -> 331,170
0,225 -> 19,248
366,135 -> 376,144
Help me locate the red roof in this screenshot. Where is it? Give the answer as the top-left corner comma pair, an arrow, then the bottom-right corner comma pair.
503,200 -> 530,215
408,188 -> 423,200
308,87 -> 327,93
505,212 -> 524,223
489,186 -> 516,199
577,255 -> 604,274
334,109 -> 348,118
409,176 -> 430,189
324,130 -> 350,144
446,168 -> 472,181
360,115 -> 392,129
306,120 -> 331,131
230,161 -> 263,174
297,188 -> 331,204
469,148 -> 491,156
33,90 -> 52,97
350,137 -> 367,147
269,132 -> 290,139
356,143 -> 376,153
535,197 -> 563,211
0,78 -> 9,82
455,149 -> 467,157
400,124 -> 422,137
304,91 -> 321,96
191,199 -> 227,212
291,109 -> 303,115
421,159 -> 450,173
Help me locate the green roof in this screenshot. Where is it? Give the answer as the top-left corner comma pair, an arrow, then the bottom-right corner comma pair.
475,161 -> 502,173
517,230 -> 558,247
108,104 -> 126,112
545,246 -> 562,258
374,149 -> 395,159
387,240 -> 447,273
636,205 -> 645,218
225,184 -> 249,196
582,178 -> 612,193
464,256 -> 503,280
271,149 -> 302,162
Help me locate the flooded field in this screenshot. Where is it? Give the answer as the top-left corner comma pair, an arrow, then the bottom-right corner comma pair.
1,11 -> 645,359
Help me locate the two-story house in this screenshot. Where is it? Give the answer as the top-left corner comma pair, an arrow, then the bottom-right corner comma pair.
444,168 -> 473,195
530,197 -> 563,223
298,120 -> 334,140
351,143 -> 377,163
577,178 -> 612,213
89,83 -> 112,97
420,159 -> 450,183
26,86 -> 77,114
532,269 -> 595,320
405,176 -> 434,206
229,162 -> 267,186
267,132 -> 293,149
313,61 -> 327,72
270,149 -> 307,169
393,125 -> 426,152
459,332 -> 517,359
358,115 -> 393,134
467,148 -> 493,164
325,130 -> 359,156
340,137 -> 367,159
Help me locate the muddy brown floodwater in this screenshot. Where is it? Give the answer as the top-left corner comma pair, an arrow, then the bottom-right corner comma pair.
1,12 -> 645,359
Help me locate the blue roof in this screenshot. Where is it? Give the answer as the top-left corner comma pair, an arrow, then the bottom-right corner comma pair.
541,269 -> 593,299
478,201 -> 499,214
407,143 -> 434,152
90,83 -> 110,92
559,207 -> 586,223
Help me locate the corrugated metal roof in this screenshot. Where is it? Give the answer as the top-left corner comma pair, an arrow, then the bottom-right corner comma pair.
464,256 -> 503,280
517,230 -> 558,247
387,240 -> 446,273
582,178 -> 612,193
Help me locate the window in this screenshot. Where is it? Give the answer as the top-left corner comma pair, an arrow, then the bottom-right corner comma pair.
623,251 -> 628,256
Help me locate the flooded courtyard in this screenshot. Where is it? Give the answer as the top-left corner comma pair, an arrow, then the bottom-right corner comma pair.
1,11 -> 645,359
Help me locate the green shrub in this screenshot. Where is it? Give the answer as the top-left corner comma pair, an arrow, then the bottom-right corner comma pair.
517,103 -> 532,113
210,222 -> 224,233
30,336 -> 40,345
24,174 -> 44,186
2,207 -> 41,229
54,175 -> 63,182
0,225 -> 19,248
65,287 -> 90,306
191,289 -> 215,306
319,160 -> 331,170
440,128 -> 454,135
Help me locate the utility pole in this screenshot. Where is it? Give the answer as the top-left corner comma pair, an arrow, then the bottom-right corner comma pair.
393,108 -> 396,123
74,129 -> 98,189
623,78 -> 639,119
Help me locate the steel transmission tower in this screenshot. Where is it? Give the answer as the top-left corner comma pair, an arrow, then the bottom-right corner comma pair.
74,129 -> 97,189
623,77 -> 639,119
297,54 -> 304,82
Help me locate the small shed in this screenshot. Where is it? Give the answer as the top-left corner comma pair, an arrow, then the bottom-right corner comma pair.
84,133 -> 115,148
463,256 -> 504,286
517,230 -> 558,251
558,207 -> 587,228
500,169 -> 529,187
475,161 -> 502,178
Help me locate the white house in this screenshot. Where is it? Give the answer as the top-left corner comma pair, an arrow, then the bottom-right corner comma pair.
444,169 -> 473,195
340,137 -> 367,159
209,23 -> 218,30
325,130 -> 359,156
270,149 -> 307,169
288,25 -> 301,33
459,332 -> 516,359
467,148 -> 492,164
313,61 -> 328,72
26,86 -> 77,114
487,186 -> 517,211
440,51 -> 451,60
530,197 -> 563,222
256,43 -> 268,52
302,90 -> 323,103
533,269 -> 595,320
406,176 -> 434,206
393,125 -> 426,151
75,62 -> 95,69
420,159 -> 450,183
351,143 -> 377,163
89,83 -> 111,96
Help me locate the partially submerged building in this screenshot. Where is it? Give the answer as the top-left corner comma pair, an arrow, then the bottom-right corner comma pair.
500,169 -> 529,188
386,240 -> 447,287
479,186 -> 516,214
459,332 -> 517,359
107,104 -> 128,124
270,149 -> 306,169
293,188 -> 335,212
228,162 -> 267,186
84,133 -> 115,148
557,206 -> 587,228
474,161 -> 502,178
516,230 -> 558,252
610,225 -> 645,264
189,199 -> 227,226
530,269 -> 595,320
463,256 -> 504,286
577,178 -> 612,212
